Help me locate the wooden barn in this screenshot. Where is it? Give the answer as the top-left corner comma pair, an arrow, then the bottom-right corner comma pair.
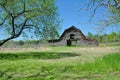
48,26 -> 98,46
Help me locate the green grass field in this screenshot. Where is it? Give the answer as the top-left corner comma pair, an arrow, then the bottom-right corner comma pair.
0,46 -> 120,80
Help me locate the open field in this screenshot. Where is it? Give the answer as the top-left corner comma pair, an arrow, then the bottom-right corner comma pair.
0,46 -> 120,80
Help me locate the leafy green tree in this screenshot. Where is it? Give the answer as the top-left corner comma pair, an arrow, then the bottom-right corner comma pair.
87,32 -> 93,38
90,32 -> 120,43
37,19 -> 60,40
0,0 -> 60,46
108,32 -> 117,42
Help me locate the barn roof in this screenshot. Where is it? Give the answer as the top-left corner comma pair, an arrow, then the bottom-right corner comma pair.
59,26 -> 86,39
48,26 -> 86,42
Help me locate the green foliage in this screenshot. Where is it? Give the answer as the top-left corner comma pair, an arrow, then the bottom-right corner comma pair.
103,53 -> 120,69
25,40 -> 39,44
81,53 -> 120,71
0,0 -> 61,46
17,40 -> 24,45
109,5 -> 120,24
87,32 -> 120,43
87,32 -> 93,38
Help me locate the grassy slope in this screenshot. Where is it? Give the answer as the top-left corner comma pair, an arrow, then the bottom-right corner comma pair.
0,46 -> 120,80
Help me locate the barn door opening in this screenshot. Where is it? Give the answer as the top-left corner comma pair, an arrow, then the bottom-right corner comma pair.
67,40 -> 71,46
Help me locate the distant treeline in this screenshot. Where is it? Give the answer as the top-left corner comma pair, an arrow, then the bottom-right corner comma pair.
2,32 -> 120,47
87,32 -> 120,43
2,40 -> 48,48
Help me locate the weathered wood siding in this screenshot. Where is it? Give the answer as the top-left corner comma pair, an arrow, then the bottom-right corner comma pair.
48,26 -> 98,46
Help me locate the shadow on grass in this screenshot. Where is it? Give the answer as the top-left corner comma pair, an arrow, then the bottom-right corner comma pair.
0,52 -> 79,60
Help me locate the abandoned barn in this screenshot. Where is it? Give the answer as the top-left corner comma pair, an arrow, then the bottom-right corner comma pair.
48,26 -> 98,46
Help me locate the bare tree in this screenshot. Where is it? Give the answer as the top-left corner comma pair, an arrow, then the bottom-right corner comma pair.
87,0 -> 120,32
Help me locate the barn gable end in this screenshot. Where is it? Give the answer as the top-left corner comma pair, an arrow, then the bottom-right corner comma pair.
48,26 -> 98,46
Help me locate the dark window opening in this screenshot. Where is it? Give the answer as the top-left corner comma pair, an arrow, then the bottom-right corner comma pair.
70,34 -> 75,39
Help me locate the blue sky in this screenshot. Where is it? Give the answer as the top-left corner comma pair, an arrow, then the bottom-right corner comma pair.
56,0 -> 116,35
0,0 -> 119,40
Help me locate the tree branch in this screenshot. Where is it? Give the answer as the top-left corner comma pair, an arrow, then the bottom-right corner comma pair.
89,0 -> 103,21
11,17 -> 15,36
108,0 -> 111,7
24,26 -> 33,29
0,19 -> 28,46
0,14 -> 9,26
14,19 -> 28,38
0,36 -> 15,46
24,24 -> 34,28
2,1 -> 13,17
114,0 -> 119,6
